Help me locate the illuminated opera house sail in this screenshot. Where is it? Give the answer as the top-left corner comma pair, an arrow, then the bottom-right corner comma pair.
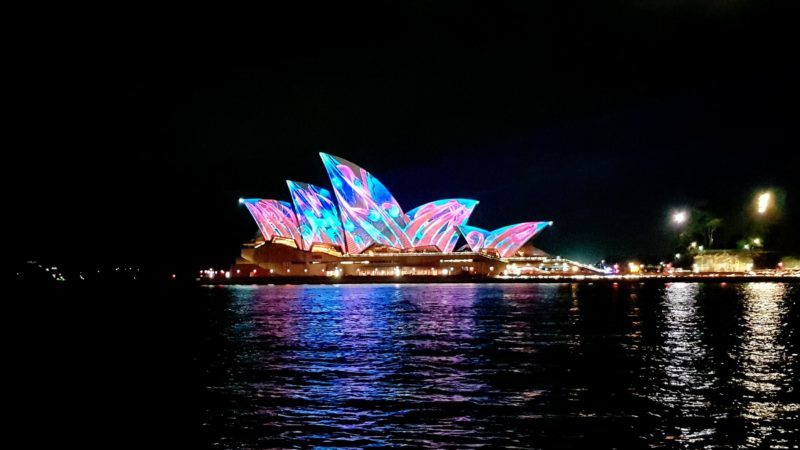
234,153 -> 556,277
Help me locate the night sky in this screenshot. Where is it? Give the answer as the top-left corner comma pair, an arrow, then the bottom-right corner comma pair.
11,2 -> 799,269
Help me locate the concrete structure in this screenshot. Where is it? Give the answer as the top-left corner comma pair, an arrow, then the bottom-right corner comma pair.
230,239 -> 597,280
234,240 -> 508,278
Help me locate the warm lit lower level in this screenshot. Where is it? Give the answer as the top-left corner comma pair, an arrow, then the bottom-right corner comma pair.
221,239 -> 601,280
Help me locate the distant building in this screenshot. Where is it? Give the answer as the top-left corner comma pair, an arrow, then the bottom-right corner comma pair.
693,250 -> 754,273
780,257 -> 800,271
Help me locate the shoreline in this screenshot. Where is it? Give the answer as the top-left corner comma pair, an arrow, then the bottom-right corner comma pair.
201,274 -> 800,286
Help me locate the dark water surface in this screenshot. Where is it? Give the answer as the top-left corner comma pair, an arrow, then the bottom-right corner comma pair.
190,282 -> 799,448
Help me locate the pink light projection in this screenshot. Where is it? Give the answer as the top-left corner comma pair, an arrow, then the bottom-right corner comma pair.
241,199 -> 304,249
287,181 -> 347,251
241,154 -> 552,256
459,222 -> 551,257
461,225 -> 488,253
404,199 -> 478,252
320,152 -> 411,253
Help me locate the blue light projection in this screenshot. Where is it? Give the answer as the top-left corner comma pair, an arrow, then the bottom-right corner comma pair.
320,152 -> 411,253
241,198 -> 304,248
240,153 -> 551,256
287,180 -> 347,251
405,199 -> 478,252
459,222 -> 551,257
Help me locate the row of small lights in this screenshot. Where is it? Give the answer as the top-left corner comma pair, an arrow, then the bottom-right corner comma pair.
197,264 -> 494,279
196,262 -> 619,278
195,264 -> 795,281
20,263 -> 142,282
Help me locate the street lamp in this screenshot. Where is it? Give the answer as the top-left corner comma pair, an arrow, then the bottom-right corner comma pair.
757,191 -> 771,215
672,210 -> 688,225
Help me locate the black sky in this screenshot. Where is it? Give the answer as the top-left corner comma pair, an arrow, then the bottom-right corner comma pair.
10,1 -> 800,268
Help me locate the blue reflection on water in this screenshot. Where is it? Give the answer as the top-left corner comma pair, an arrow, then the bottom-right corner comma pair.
196,283 -> 800,448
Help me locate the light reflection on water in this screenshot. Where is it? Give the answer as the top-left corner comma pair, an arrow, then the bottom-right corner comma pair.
653,283 -> 713,405
648,283 -> 720,445
196,283 -> 799,448
738,283 -> 799,448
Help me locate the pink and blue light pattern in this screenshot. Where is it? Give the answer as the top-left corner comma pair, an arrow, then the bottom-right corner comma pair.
243,154 -> 550,256
241,199 -> 304,249
460,225 -> 491,253
320,152 -> 411,253
404,199 -> 478,252
459,222 -> 551,257
287,180 -> 346,251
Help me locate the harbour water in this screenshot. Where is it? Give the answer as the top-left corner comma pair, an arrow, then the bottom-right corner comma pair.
190,282 -> 799,448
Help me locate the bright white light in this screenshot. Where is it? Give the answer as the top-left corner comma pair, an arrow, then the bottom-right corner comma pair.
675,253 -> 681,259
744,244 -> 750,250
757,192 -> 771,214
238,197 -> 244,204
753,238 -> 761,245
672,210 -> 688,224
690,242 -> 697,248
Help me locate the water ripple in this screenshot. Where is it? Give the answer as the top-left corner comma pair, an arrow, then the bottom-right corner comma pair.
193,283 -> 800,448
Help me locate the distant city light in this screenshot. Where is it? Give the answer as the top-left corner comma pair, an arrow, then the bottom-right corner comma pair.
690,242 -> 697,248
753,238 -> 761,246
757,192 -> 771,214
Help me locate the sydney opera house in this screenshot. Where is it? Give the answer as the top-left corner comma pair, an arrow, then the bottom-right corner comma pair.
230,153 -> 590,279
